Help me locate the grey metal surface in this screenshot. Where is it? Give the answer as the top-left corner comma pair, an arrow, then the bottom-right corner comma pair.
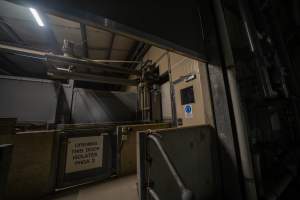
0,75 -> 137,123
0,75 -> 59,123
5,130 -> 57,199
212,0 -> 258,199
147,134 -> 193,200
138,126 -> 220,200
70,88 -> 137,123
208,64 -> 243,199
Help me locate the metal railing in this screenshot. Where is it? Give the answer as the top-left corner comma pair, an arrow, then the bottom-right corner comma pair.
146,133 -> 193,200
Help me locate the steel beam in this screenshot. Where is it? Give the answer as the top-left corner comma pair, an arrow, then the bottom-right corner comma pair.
47,54 -> 139,75
213,0 -> 258,199
0,43 -> 139,75
0,43 -> 46,57
126,42 -> 150,69
89,47 -> 129,52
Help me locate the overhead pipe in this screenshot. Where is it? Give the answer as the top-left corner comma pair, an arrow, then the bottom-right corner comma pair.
0,43 -> 140,75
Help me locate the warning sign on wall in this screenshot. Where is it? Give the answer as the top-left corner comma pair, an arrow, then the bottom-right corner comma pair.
184,104 -> 193,118
65,135 -> 104,174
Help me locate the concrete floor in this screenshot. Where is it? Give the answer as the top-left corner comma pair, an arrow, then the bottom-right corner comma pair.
50,175 -> 139,200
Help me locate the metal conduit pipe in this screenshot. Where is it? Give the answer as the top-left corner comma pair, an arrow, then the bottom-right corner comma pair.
147,134 -> 193,200
147,187 -> 161,200
212,0 -> 258,199
226,70 -> 258,200
0,43 -> 139,75
93,60 -> 142,64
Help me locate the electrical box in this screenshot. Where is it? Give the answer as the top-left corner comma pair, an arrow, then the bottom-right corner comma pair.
172,60 -> 213,127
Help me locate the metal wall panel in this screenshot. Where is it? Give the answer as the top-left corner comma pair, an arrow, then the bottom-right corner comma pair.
5,131 -> 57,200
0,75 -> 59,123
0,76 -> 137,124
138,126 -> 221,200
71,88 -> 137,123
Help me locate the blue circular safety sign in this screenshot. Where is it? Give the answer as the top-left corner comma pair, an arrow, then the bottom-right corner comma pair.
185,105 -> 192,113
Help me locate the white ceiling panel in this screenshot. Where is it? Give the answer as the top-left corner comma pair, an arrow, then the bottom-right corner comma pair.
86,26 -> 112,48
113,35 -> 135,50
47,14 -> 81,45
88,49 -> 108,60
110,50 -> 129,61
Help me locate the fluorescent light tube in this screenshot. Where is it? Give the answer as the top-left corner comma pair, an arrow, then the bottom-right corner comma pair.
29,8 -> 45,27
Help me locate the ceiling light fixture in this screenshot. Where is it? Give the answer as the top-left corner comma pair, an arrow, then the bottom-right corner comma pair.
29,8 -> 45,27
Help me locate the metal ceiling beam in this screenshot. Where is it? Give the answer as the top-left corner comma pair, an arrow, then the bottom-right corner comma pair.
89,47 -> 129,52
48,69 -> 138,86
0,43 -> 140,75
47,54 -> 139,75
0,43 -> 46,56
107,33 -> 115,59
80,23 -> 89,58
126,42 -> 143,69
126,42 -> 150,69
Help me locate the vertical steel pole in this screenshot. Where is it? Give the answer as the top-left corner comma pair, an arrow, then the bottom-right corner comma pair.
212,0 -> 258,199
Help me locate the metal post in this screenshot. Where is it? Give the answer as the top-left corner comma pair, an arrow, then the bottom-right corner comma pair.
167,52 -> 177,126
212,0 -> 258,199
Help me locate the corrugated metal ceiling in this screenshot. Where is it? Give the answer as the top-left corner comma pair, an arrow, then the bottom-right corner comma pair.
0,0 -> 150,90
0,0 -> 140,61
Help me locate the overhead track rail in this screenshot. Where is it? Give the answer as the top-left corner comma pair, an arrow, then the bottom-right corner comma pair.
0,43 -> 140,75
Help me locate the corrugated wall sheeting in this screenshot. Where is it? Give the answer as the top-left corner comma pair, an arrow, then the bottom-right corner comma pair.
0,76 -> 59,123
0,75 -> 137,123
71,88 -> 137,123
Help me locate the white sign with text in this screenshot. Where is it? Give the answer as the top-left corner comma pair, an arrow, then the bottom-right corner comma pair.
65,135 -> 103,173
